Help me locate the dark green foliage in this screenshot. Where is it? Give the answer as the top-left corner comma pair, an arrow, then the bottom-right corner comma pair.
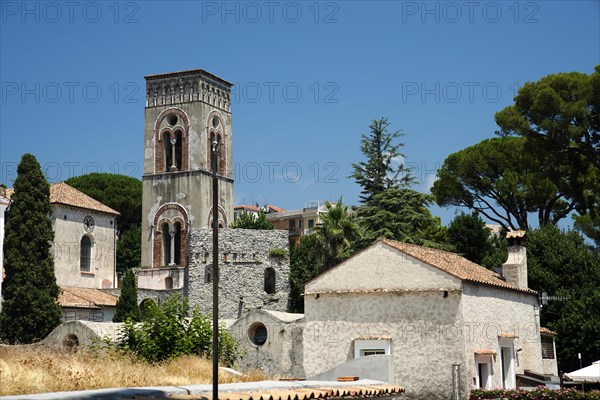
65,173 -> 142,275
313,199 -> 362,271
116,224 -> 141,276
471,388 -> 600,400
289,234 -> 323,313
287,199 -> 361,312
118,294 -> 240,366
350,117 -> 414,203
65,173 -> 142,232
113,269 -> 140,322
447,212 -> 492,265
496,65 -> 600,170
432,137 -> 585,231
0,154 -> 62,344
355,188 -> 449,250
269,248 -> 289,259
230,211 -> 274,229
525,225 -> 600,372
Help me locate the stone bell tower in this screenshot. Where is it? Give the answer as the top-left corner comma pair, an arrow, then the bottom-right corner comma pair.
138,69 -> 234,289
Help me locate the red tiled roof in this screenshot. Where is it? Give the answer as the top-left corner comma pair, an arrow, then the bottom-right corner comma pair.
381,239 -> 537,295
475,349 -> 497,355
267,204 -> 286,213
6,182 -> 120,216
235,205 -> 261,212
201,384 -> 405,400
59,287 -> 118,309
540,327 -> 557,336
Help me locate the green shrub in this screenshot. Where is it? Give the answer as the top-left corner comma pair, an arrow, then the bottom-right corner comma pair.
470,388 -> 600,400
269,248 -> 288,259
117,294 -> 240,366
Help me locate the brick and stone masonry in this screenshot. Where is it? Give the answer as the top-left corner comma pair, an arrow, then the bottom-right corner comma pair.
186,228 -> 290,319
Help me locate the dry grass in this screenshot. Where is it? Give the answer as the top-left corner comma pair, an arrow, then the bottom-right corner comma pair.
0,345 -> 267,396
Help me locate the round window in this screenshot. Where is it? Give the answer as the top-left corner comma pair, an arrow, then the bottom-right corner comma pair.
248,322 -> 268,346
167,114 -> 178,126
212,116 -> 220,128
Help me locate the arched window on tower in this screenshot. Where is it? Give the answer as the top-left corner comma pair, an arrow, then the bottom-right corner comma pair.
208,115 -> 226,175
264,267 -> 276,294
174,131 -> 183,170
161,223 -> 171,266
173,222 -> 182,265
80,235 -> 92,272
163,131 -> 172,172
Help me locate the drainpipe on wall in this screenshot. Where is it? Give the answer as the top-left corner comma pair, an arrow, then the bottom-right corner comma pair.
113,217 -> 117,289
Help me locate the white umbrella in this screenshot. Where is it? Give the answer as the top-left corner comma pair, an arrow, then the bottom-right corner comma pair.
564,360 -> 600,383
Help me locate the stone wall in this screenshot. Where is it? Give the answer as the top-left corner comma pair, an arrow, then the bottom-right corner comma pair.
187,228 -> 290,319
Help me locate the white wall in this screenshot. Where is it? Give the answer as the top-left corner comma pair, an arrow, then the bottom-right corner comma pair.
305,242 -> 462,293
52,205 -> 117,289
304,291 -> 468,400
461,282 -> 548,389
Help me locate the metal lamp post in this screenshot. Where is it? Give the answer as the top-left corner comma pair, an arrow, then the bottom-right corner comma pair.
211,138 -> 219,400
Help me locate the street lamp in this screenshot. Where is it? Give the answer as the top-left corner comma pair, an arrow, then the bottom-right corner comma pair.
211,138 -> 219,400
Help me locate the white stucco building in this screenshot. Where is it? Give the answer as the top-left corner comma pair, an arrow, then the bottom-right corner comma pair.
234,233 -> 558,400
3,182 -> 120,321
301,236 -> 558,399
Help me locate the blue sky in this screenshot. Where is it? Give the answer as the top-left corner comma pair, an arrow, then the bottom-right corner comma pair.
1,0 -> 599,225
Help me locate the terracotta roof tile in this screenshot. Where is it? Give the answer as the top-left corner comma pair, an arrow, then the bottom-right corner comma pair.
540,327 -> 557,336
381,239 -> 536,295
235,205 -> 261,212
186,384 -> 405,400
59,287 -> 118,309
475,349 -> 497,355
6,182 -> 120,215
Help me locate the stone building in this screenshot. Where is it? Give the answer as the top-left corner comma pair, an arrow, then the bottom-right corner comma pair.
187,228 -> 290,318
301,236 -> 558,399
139,69 -> 235,290
2,182 -> 120,321
0,187 -> 9,302
233,234 -> 558,399
4,182 -> 119,290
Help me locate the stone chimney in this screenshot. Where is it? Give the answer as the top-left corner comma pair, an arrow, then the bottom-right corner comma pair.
502,230 -> 528,289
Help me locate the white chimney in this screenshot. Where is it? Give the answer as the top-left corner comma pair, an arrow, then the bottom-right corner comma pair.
502,230 -> 528,289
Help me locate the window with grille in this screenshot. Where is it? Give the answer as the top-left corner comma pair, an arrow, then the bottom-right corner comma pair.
541,335 -> 555,359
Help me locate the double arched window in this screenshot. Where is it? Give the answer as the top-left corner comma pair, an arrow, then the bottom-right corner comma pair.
207,114 -> 226,174
154,109 -> 189,173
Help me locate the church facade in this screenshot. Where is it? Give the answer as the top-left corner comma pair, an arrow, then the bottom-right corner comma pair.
139,69 -> 235,290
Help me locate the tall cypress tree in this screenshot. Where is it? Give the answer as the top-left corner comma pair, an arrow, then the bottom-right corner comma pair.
113,269 -> 140,322
0,154 -> 62,343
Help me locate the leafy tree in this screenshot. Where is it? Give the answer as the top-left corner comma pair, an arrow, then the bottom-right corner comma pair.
574,213 -> 600,249
350,117 -> 414,203
65,173 -> 142,232
116,224 -> 141,276
447,212 -> 493,265
289,234 -> 322,313
355,188 -> 448,250
431,137 -> 585,230
229,211 -> 274,229
313,198 -> 362,271
0,154 -> 62,344
118,294 -> 240,366
113,269 -> 141,322
525,225 -> 600,372
495,65 -> 600,170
